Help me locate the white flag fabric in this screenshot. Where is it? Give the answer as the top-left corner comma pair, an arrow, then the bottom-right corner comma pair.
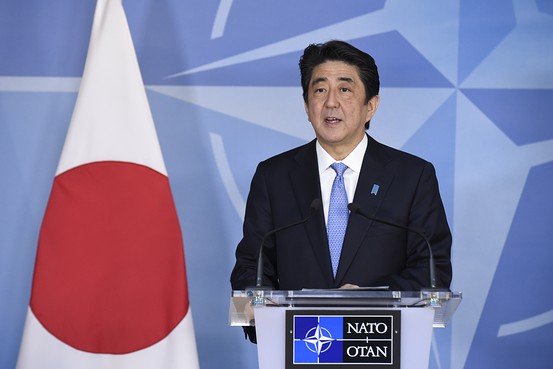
16,0 -> 200,368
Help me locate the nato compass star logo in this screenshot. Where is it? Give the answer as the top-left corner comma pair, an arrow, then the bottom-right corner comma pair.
302,323 -> 335,356
293,316 -> 344,364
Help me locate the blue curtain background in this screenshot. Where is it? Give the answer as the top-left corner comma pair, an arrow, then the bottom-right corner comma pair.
1,1 -> 552,368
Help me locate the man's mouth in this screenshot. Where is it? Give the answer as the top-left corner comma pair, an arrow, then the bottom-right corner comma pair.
325,116 -> 341,123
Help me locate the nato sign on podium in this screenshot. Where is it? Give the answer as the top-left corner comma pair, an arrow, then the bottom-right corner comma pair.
229,289 -> 461,369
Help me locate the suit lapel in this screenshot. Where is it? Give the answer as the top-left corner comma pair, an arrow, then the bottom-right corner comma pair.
335,136 -> 394,286
290,141 -> 335,287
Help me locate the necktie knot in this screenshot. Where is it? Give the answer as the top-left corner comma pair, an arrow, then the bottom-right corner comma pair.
331,162 -> 348,177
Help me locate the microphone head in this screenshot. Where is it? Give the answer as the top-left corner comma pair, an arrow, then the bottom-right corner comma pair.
348,203 -> 360,213
310,198 -> 322,212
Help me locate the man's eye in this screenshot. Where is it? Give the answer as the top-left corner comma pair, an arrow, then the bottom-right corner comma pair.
340,87 -> 350,92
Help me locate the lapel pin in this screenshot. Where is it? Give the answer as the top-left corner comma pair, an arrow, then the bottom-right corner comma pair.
371,184 -> 379,196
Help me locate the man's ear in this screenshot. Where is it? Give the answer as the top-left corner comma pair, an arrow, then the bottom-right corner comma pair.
365,95 -> 380,122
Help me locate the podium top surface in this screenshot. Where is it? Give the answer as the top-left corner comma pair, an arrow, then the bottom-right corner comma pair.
229,289 -> 462,328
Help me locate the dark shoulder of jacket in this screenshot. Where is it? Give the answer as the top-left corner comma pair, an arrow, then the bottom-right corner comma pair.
368,135 -> 432,170
258,139 -> 316,170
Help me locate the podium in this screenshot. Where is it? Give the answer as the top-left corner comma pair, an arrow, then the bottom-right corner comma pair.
230,289 -> 461,369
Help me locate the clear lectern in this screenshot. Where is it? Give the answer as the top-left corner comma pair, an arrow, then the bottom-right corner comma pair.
230,289 -> 461,369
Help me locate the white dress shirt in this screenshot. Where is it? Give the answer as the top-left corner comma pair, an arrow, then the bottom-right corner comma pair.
316,135 -> 368,225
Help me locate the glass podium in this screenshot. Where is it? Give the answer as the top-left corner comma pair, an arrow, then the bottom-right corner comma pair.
229,289 -> 462,369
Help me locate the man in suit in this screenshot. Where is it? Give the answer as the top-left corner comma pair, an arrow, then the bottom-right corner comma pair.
231,40 -> 452,296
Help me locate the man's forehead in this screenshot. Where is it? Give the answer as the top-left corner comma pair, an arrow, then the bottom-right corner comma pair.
311,61 -> 360,84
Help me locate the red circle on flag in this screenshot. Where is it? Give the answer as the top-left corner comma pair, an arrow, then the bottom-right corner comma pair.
31,161 -> 188,354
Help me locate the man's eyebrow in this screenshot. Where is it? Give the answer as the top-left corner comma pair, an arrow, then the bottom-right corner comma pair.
338,77 -> 355,83
311,77 -> 328,85
311,76 -> 355,85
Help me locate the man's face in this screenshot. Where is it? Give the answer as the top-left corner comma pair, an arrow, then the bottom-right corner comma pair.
304,60 -> 379,160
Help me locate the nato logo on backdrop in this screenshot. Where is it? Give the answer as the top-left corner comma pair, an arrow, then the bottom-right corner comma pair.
285,310 -> 400,369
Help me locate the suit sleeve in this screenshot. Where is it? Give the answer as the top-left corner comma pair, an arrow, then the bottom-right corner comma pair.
378,161 -> 452,290
230,162 -> 279,290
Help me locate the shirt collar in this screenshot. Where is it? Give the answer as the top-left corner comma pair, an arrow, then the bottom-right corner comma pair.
316,134 -> 368,174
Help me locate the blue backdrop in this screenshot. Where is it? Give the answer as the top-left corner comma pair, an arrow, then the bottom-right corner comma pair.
1,1 -> 552,368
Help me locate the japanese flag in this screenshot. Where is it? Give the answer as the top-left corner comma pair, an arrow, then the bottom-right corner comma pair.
16,0 -> 200,368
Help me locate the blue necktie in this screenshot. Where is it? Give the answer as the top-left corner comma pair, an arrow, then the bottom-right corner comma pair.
327,162 -> 349,277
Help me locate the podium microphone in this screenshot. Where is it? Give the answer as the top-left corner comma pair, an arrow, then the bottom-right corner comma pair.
347,203 -> 438,289
255,199 -> 322,288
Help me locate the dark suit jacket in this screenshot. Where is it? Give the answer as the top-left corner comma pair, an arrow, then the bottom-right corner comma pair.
231,135 -> 452,291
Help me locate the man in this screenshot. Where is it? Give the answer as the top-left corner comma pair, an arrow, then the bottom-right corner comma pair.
231,40 -> 452,296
